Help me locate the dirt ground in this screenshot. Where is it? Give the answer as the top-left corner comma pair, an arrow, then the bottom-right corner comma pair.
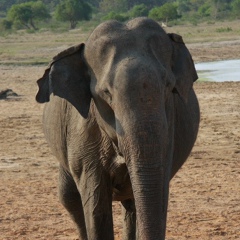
0,39 -> 240,240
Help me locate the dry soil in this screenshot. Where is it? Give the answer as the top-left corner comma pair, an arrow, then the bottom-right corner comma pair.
0,35 -> 239,240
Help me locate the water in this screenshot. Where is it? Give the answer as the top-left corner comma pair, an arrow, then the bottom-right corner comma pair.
195,59 -> 240,82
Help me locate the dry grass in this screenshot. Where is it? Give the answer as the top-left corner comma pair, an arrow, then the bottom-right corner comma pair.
0,19 -> 240,65
168,20 -> 240,43
0,30 -> 89,65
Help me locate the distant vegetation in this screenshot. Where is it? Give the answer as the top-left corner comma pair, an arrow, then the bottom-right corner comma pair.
54,0 -> 92,29
7,1 -> 50,30
0,0 -> 240,32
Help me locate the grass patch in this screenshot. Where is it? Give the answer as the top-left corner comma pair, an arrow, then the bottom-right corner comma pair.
0,28 -> 89,65
168,20 -> 240,43
216,27 -> 232,32
0,19 -> 239,65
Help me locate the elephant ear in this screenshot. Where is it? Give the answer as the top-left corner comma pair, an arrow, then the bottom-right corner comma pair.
36,43 -> 92,118
168,33 -> 198,102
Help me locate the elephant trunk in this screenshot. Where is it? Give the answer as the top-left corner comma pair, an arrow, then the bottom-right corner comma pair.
118,111 -> 173,240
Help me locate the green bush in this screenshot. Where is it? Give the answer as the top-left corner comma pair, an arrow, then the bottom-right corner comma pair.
0,19 -> 13,30
198,3 -> 212,17
129,4 -> 149,18
231,0 -> 240,17
149,3 -> 178,23
102,11 -> 129,22
7,1 -> 50,30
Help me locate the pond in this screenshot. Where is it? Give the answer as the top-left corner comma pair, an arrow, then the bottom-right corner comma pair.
195,59 -> 240,82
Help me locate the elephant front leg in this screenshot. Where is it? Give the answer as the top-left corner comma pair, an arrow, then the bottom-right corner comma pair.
121,199 -> 136,240
77,165 -> 114,240
58,166 -> 87,239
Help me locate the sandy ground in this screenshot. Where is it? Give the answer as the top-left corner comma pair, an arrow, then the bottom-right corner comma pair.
0,40 -> 240,240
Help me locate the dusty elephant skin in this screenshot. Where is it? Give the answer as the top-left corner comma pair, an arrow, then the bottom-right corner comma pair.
36,18 -> 200,240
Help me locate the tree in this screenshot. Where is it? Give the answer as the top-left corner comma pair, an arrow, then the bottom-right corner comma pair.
55,0 -> 92,29
100,0 -> 128,13
0,18 -> 13,30
149,3 -> 178,24
127,0 -> 167,9
129,4 -> 149,17
7,1 -> 50,30
88,0 -> 100,8
212,0 -> 232,13
177,0 -> 191,15
198,3 -> 212,17
99,0 -> 167,12
231,0 -> 240,16
102,11 -> 129,21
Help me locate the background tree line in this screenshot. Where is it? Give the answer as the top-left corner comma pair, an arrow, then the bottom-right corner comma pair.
0,0 -> 240,31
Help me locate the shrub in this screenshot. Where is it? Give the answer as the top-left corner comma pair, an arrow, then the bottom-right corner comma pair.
102,11 -> 129,22
7,1 -> 50,30
231,0 -> 240,17
0,19 -> 13,30
55,0 -> 92,29
198,3 -> 212,17
149,3 -> 178,23
129,4 -> 149,18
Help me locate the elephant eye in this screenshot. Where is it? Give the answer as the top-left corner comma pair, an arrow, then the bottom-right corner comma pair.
103,89 -> 111,97
102,89 -> 113,104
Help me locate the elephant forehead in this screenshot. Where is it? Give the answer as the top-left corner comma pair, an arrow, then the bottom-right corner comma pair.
86,17 -> 167,42
85,19 -> 172,70
85,23 -> 132,64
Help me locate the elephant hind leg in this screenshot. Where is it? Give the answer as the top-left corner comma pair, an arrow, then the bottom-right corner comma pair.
58,165 -> 87,239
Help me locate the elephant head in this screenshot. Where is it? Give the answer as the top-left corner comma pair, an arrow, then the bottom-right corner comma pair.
36,18 -> 197,239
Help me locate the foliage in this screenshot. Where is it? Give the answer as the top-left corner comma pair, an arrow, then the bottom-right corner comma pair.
1,0 -> 240,31
231,0 -> 240,16
175,0 -> 233,20
149,3 -> 178,22
198,3 -> 212,17
55,0 -> 92,29
100,0 -> 128,13
0,18 -> 13,30
177,0 -> 191,15
99,0 -> 167,13
88,0 -> 100,8
127,0 -> 168,9
102,11 -> 129,22
7,1 -> 50,30
129,4 -> 149,17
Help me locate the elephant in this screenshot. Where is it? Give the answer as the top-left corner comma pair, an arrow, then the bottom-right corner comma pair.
36,17 -> 200,240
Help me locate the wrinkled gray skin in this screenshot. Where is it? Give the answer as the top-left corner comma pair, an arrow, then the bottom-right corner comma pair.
36,18 -> 200,240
